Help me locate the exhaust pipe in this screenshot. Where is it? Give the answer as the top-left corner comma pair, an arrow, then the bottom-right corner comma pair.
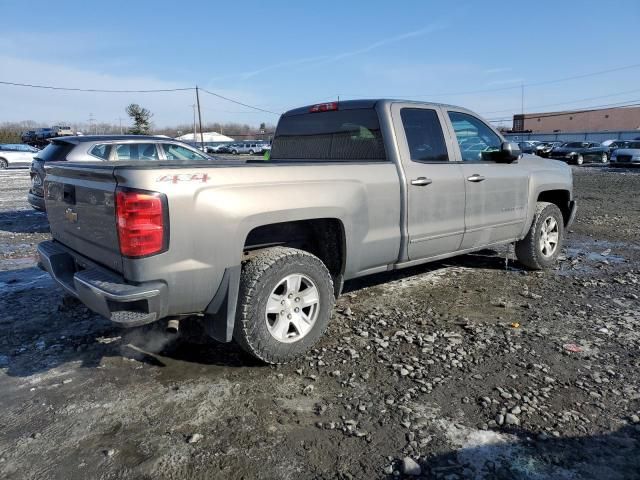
166,318 -> 180,334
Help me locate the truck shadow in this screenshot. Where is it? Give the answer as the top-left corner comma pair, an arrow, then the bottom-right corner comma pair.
343,248 -> 519,294
383,424 -> 640,479
0,209 -> 49,234
0,249 -> 515,378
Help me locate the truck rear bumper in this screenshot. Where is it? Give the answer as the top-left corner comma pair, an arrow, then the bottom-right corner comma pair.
38,240 -> 168,327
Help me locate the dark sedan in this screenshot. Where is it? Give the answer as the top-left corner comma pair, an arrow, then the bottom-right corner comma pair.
548,141 -> 609,165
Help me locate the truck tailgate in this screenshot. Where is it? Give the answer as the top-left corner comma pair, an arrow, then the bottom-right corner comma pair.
44,164 -> 123,273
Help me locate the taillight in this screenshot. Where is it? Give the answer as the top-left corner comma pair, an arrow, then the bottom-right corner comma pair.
309,102 -> 338,113
115,188 -> 168,257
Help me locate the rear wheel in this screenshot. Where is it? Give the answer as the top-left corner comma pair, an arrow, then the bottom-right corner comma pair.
232,150 -> 238,155
515,202 -> 565,270
575,154 -> 584,165
0,158 -> 7,169
248,149 -> 255,155
601,152 -> 608,163
233,247 -> 334,364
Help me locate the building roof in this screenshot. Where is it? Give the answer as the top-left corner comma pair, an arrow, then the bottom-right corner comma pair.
175,132 -> 234,142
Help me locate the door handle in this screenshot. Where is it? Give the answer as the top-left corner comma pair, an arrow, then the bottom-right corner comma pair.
411,177 -> 433,186
466,174 -> 486,183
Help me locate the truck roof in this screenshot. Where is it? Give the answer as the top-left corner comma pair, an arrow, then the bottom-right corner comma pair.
282,99 -> 463,117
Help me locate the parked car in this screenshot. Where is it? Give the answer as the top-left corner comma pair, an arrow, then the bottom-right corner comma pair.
205,143 -> 232,154
27,135 -> 212,211
0,144 -> 39,169
517,141 -> 540,154
535,141 -> 563,157
37,99 -> 575,363
610,141 -> 640,167
548,141 -> 609,165
604,140 -> 630,157
21,130 -> 37,143
230,142 -> 265,155
52,125 -> 74,137
35,128 -> 55,141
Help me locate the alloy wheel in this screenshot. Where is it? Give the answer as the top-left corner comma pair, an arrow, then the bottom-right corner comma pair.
265,273 -> 320,343
539,216 -> 559,257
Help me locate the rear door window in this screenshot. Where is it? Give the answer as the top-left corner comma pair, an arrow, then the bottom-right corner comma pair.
400,108 -> 449,162
271,108 -> 387,161
114,143 -> 159,160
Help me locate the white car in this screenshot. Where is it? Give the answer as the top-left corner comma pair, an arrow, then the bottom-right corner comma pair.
0,144 -> 39,169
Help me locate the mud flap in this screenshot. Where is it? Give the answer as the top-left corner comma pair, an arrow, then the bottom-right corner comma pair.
203,266 -> 241,342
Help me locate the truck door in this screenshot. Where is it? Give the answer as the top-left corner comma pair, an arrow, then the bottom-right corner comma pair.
391,104 -> 466,260
445,110 -> 529,249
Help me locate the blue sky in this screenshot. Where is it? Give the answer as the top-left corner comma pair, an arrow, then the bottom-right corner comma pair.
1,0 -> 639,127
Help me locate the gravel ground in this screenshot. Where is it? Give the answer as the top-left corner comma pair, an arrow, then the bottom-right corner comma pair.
0,165 -> 639,480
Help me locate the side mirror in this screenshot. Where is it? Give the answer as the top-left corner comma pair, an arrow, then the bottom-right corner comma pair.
495,141 -> 521,163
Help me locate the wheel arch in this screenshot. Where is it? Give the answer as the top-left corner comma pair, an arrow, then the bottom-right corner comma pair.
536,189 -> 572,226
242,218 -> 347,298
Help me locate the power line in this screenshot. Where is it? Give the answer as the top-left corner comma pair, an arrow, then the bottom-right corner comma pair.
484,100 -> 640,122
335,63 -> 640,99
199,87 -> 281,115
481,88 -> 640,115
0,80 -> 194,93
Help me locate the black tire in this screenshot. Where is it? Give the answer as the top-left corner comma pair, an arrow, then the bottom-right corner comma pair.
233,247 -> 334,364
248,150 -> 255,155
515,202 -> 565,270
575,154 -> 584,165
0,158 -> 7,169
232,150 -> 238,155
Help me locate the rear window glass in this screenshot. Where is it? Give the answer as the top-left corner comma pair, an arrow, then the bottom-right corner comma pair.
34,142 -> 74,162
271,108 -> 387,161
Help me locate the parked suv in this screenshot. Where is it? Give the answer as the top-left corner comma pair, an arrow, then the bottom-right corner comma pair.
230,142 -> 267,155
0,144 -> 39,169
27,135 -> 212,210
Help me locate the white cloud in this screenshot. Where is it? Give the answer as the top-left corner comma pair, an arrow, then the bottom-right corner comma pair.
0,55 -> 277,126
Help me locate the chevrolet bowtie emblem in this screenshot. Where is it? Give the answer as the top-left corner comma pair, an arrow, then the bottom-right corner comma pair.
64,207 -> 78,223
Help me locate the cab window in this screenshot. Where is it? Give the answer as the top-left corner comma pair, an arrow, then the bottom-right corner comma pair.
448,111 -> 501,162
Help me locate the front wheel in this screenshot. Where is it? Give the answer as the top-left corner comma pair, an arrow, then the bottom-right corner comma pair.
248,149 -> 255,155
233,247 -> 335,364
601,152 -> 608,163
515,202 -> 565,270
575,154 -> 584,165
232,150 -> 238,155
0,159 -> 7,169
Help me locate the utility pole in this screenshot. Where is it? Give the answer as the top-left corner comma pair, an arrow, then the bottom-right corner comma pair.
192,104 -> 197,144
195,86 -> 204,148
521,83 -> 524,116
117,117 -> 123,134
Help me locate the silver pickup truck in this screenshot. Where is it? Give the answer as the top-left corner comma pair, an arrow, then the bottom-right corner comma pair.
38,99 -> 576,363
